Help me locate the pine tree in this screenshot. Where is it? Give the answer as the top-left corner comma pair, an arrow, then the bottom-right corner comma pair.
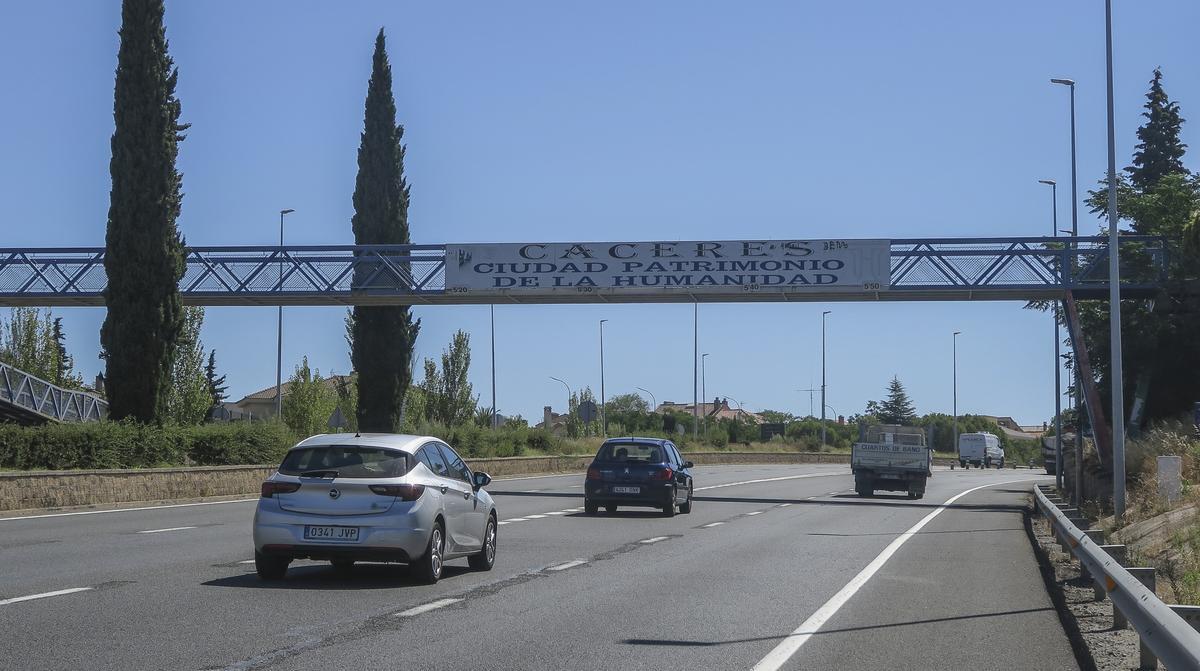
877,376 -> 917,425
349,29 -> 421,432
204,349 -> 228,409
100,0 -> 188,422
1127,68 -> 1187,191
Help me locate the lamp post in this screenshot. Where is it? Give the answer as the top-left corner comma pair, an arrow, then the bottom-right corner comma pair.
1052,75 -> 1083,507
821,310 -> 831,448
693,303 -> 699,441
1103,0 -> 1127,517
1040,179 -> 1065,490
275,208 -> 294,419
701,353 -> 709,439
635,386 -> 656,412
490,305 -> 497,428
599,319 -> 608,437
550,376 -> 572,412
953,331 -> 962,452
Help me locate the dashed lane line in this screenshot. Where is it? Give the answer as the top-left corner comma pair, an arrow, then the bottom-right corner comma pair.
0,587 -> 93,607
137,526 -> 197,534
702,522 -> 725,528
640,536 -> 669,544
394,598 -> 462,617
695,472 -> 841,492
0,498 -> 256,522
547,559 -> 588,571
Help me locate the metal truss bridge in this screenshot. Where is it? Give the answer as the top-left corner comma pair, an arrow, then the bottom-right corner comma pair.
0,236 -> 1168,306
0,362 -> 107,424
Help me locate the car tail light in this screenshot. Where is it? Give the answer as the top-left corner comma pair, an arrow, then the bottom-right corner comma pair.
369,483 -> 425,501
586,467 -> 601,480
261,481 -> 301,498
651,467 -> 673,481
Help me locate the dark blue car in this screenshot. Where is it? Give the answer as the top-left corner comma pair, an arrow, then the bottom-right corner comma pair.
584,437 -> 694,516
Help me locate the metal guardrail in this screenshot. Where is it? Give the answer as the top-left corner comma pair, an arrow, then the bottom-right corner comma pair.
0,362 -> 107,423
0,236 -> 1170,306
1033,484 -> 1200,669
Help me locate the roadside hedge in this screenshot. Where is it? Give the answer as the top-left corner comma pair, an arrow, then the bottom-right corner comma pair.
0,422 -> 295,471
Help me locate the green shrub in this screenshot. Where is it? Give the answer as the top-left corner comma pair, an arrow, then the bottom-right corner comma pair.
0,421 -> 295,471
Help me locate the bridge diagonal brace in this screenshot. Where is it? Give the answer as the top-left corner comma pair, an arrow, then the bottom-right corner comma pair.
1063,291 -> 1112,468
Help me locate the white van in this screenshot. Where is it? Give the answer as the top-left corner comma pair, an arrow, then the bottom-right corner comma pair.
958,432 -> 1003,469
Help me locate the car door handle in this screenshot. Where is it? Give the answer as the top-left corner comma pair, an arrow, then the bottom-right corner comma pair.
463,491 -> 471,500
439,485 -> 448,494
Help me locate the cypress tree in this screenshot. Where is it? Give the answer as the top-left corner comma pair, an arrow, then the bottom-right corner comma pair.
100,0 -> 188,422
1126,68 -> 1187,191
350,29 -> 421,432
204,349 -> 228,407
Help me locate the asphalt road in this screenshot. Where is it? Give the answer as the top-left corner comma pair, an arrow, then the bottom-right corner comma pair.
0,464 -> 1075,671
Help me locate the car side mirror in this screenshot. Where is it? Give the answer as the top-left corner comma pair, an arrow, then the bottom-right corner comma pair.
682,461 -> 694,469
472,471 -> 492,491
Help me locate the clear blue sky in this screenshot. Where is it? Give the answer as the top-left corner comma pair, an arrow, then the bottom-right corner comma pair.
2,1 -> 1197,425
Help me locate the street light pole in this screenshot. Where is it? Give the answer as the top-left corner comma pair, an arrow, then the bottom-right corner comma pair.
599,319 -> 608,438
635,386 -> 656,412
550,376 -> 572,412
693,303 -> 699,441
1040,179 -> 1064,490
490,304 -> 497,429
821,311 -> 831,448
701,353 -> 709,439
275,208 -> 294,419
1053,76 -> 1083,507
1104,0 -> 1127,517
953,331 -> 962,452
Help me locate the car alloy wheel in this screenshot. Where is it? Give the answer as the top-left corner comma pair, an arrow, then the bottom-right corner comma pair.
430,526 -> 444,579
470,517 -> 497,571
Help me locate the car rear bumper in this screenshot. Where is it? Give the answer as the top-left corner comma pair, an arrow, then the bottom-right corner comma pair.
253,500 -> 430,560
258,543 -> 412,563
585,480 -> 674,507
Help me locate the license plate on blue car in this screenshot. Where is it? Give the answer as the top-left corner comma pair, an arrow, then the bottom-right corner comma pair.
612,486 -> 641,494
304,525 -> 360,542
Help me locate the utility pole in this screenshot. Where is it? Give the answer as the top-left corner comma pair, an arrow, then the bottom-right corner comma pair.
693,303 -> 699,441
599,319 -> 608,437
1040,179 -> 1064,490
490,304 -> 497,429
275,208 -> 294,419
953,331 -> 962,451
1104,0 -> 1127,517
701,353 -> 709,439
1052,76 -> 1083,507
821,311 -> 831,448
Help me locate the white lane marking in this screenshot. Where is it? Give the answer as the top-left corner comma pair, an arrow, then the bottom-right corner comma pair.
547,559 -> 588,571
0,498 -> 256,522
0,587 -> 93,606
545,511 -> 568,515
640,536 -> 669,544
137,526 -> 197,534
695,472 -> 840,491
778,503 -> 792,508
745,511 -> 763,516
394,598 -> 462,617
496,521 -> 511,526
238,560 -> 256,564
502,517 -> 529,523
750,480 -> 1031,671
525,514 -> 547,519
491,472 -> 584,483
702,522 -> 725,528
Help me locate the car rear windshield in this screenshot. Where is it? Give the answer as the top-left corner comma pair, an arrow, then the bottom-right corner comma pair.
596,442 -> 666,463
279,446 -> 410,478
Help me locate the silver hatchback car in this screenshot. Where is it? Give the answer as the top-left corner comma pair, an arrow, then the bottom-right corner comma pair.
253,433 -> 497,583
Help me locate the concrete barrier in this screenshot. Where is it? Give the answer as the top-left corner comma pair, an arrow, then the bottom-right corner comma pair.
0,450 -> 956,513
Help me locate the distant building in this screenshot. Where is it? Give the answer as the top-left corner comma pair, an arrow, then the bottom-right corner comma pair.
229,374 -> 353,421
656,398 -> 763,424
980,415 -> 1047,440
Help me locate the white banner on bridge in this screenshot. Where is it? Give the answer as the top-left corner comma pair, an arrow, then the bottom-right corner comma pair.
445,239 -> 891,296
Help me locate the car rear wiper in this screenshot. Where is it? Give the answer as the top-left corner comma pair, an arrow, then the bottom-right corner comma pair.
300,469 -> 339,479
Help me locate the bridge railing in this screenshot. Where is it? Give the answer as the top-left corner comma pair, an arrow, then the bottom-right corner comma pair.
0,362 -> 107,423
0,236 -> 1169,306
